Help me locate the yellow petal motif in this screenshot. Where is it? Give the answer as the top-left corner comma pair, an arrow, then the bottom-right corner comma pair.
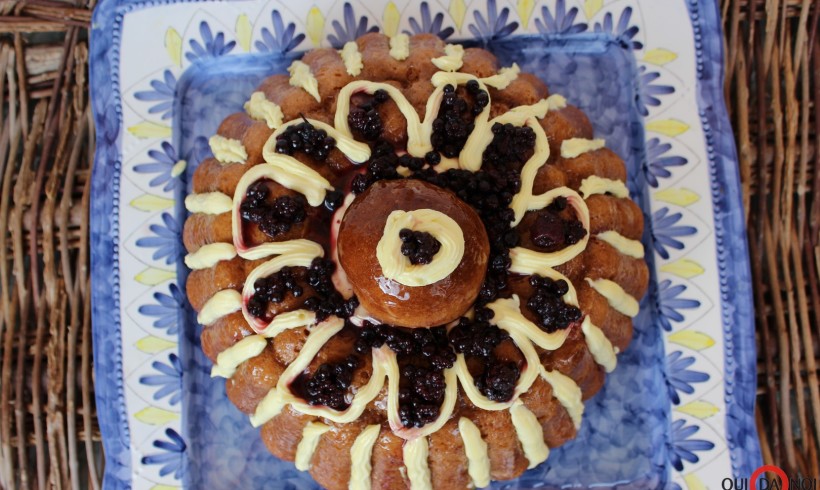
684,472 -> 707,490
644,48 -> 678,66
127,122 -> 172,139
654,188 -> 700,207
135,268 -> 176,286
646,119 -> 690,137
676,401 -> 720,419
517,0 -> 535,29
306,7 -> 325,46
449,0 -> 467,31
135,407 -> 180,425
383,2 -> 401,38
130,194 -> 175,212
165,27 -> 182,67
584,0 -> 603,20
236,14 -> 252,52
136,336 -> 177,354
151,485 -> 179,490
660,258 -> 705,279
669,331 -> 715,351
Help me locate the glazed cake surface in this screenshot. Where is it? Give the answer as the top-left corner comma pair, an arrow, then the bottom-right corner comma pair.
183,33 -> 649,490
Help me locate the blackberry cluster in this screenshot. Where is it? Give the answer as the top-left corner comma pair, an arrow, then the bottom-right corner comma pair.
430,84 -> 488,157
248,267 -> 303,319
354,324 -> 456,427
351,145 -> 444,194
448,308 -> 509,358
399,364 -> 447,427
526,274 -> 582,333
303,258 -> 359,321
399,229 -> 441,265
348,89 -> 389,141
275,120 -> 336,161
530,197 -> 587,251
293,355 -> 360,410
240,181 -> 307,239
354,324 -> 456,370
482,123 -> 536,171
449,308 -> 521,402
475,362 -> 520,402
351,141 -> 401,194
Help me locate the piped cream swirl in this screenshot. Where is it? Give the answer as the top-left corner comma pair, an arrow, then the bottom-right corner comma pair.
376,209 -> 464,287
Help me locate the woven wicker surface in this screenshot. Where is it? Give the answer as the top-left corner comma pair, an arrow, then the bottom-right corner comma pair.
0,0 -> 816,488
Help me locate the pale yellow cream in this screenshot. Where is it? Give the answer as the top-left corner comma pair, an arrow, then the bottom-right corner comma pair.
211,335 -> 267,378
431,44 -> 464,72
185,192 -> 232,215
288,60 -> 321,102
349,425 -> 381,490
260,309 -> 316,338
403,437 -> 431,490
585,278 -> 640,317
244,91 -> 284,129
389,33 -> 410,60
341,41 -> 363,76
458,417 -> 491,488
579,175 -> 630,199
197,289 -> 242,325
510,401 -> 550,468
376,209 -> 464,287
294,422 -> 332,471
184,242 -> 236,270
581,316 -> 618,373
209,134 -> 247,164
540,368 -> 584,429
486,295 -> 570,351
596,231 -> 644,259
480,63 -> 520,89
561,138 -> 605,159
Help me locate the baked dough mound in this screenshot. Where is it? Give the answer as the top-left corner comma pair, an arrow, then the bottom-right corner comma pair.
183,33 -> 649,489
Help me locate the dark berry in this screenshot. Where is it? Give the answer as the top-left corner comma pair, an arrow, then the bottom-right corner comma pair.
240,181 -> 307,239
292,355 -> 360,410
399,228 -> 442,265
324,190 -> 344,211
248,266 -> 304,319
348,108 -> 383,141
275,120 -> 335,160
530,208 -> 588,251
481,123 -> 536,171
475,362 -> 519,402
448,313 -> 508,358
425,151 -> 441,166
526,274 -> 582,333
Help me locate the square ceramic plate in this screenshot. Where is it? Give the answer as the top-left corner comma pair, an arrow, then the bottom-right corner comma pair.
90,1 -> 762,488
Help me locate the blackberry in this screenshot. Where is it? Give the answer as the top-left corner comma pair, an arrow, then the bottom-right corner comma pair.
475,362 -> 519,402
398,364 -> 447,428
482,123 -> 536,171
348,108 -> 383,141
398,154 -> 425,172
424,151 -> 441,166
526,274 -> 582,333
348,90 -> 389,141
430,84 -> 487,158
240,181 -> 307,239
530,208 -> 588,251
448,311 -> 509,358
399,229 -> 441,265
323,190 -> 344,211
293,355 -> 360,410
350,141 -> 401,194
275,120 -> 335,160
247,267 -> 304,319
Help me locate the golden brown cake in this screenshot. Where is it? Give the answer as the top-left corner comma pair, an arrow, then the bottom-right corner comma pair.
183,33 -> 649,489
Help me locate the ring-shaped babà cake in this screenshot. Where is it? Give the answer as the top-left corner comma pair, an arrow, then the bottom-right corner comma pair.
183,32 -> 649,490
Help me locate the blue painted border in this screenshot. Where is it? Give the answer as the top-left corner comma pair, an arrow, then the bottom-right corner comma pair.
690,0 -> 762,476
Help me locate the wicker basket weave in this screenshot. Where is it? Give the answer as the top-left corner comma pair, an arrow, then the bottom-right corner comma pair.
0,0 -> 817,488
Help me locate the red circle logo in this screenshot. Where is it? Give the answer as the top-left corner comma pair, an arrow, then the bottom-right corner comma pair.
751,465 -> 789,490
